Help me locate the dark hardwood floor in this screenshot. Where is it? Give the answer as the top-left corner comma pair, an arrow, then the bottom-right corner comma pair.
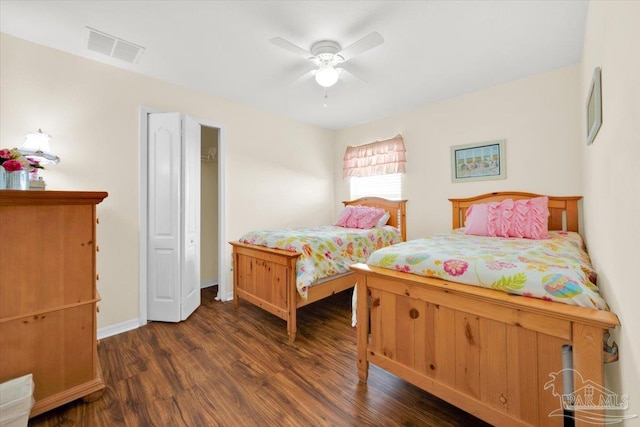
29,287 -> 491,426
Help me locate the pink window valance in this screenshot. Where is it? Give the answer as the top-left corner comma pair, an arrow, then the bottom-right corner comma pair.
343,134 -> 406,178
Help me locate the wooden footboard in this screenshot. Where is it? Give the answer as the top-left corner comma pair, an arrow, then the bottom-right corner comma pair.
230,241 -> 358,341
231,242 -> 299,341
352,264 -> 620,427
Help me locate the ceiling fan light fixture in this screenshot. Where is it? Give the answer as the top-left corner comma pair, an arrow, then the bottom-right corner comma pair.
271,32 -> 383,89
315,66 -> 340,88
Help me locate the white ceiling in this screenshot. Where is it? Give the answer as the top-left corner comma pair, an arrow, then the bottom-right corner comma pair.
0,1 -> 587,130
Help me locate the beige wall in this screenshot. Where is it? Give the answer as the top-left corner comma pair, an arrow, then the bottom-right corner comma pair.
200,126 -> 218,285
0,33 -> 335,329
581,1 -> 640,423
335,65 -> 582,240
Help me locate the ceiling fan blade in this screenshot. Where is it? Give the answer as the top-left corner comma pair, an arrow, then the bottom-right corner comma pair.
337,31 -> 384,62
336,67 -> 367,84
270,37 -> 314,60
287,69 -> 316,86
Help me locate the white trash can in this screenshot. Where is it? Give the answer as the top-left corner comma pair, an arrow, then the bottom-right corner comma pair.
0,374 -> 35,427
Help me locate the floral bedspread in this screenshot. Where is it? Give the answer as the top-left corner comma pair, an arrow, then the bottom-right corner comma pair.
366,230 -> 608,310
239,226 -> 402,300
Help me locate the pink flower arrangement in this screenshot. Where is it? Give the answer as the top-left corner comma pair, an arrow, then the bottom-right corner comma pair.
0,148 -> 43,172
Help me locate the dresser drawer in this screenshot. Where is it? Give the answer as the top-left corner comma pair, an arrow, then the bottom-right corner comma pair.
0,302 -> 97,402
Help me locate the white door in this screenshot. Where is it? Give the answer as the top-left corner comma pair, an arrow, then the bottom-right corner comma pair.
181,116 -> 201,320
147,112 -> 201,322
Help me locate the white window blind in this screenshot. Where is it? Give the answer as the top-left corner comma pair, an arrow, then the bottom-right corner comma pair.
350,173 -> 403,200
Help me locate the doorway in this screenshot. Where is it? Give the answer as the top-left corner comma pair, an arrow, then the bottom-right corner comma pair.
200,126 -> 219,291
139,106 -> 227,326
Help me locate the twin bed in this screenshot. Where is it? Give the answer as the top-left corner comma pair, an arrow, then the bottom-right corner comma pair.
230,197 -> 407,342
231,192 -> 619,427
352,192 -> 619,427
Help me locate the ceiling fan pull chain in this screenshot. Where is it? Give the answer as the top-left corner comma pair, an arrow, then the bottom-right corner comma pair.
323,88 -> 328,108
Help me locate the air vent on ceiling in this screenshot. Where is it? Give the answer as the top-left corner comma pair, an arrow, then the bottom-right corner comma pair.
85,26 -> 145,64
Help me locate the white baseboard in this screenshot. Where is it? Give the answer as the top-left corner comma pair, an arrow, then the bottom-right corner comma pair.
98,281 -> 222,339
97,318 -> 141,340
201,278 -> 218,289
220,290 -> 233,302
203,278 -> 232,301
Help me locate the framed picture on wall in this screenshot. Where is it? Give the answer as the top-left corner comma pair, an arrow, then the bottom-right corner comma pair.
451,139 -> 506,183
586,67 -> 602,145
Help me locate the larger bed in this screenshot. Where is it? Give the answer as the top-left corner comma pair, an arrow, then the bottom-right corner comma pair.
352,192 -> 620,427
230,197 -> 407,342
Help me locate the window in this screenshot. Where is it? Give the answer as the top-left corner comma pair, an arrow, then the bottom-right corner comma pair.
350,173 -> 403,200
343,134 -> 406,201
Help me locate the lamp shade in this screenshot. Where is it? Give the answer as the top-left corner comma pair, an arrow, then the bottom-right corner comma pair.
18,129 -> 60,165
315,66 -> 340,88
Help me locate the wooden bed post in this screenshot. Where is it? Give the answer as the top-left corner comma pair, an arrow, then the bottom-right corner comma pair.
287,255 -> 298,342
232,249 -> 240,309
356,274 -> 369,382
572,324 -> 606,427
565,198 -> 579,233
451,199 -> 462,229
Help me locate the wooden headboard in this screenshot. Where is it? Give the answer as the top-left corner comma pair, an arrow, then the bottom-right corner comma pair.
449,192 -> 582,232
343,197 -> 408,241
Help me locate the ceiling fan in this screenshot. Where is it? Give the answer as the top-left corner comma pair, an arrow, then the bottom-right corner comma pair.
270,31 -> 384,88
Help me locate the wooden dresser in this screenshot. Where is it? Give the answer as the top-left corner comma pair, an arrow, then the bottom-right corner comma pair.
0,190 -> 108,417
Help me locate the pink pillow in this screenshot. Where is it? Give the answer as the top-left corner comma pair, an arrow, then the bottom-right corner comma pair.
464,202 -> 492,236
487,198 -> 514,238
465,201 -> 512,237
336,205 -> 386,229
465,197 -> 550,239
346,207 -> 362,228
355,206 -> 386,229
511,197 -> 550,239
335,205 -> 356,227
